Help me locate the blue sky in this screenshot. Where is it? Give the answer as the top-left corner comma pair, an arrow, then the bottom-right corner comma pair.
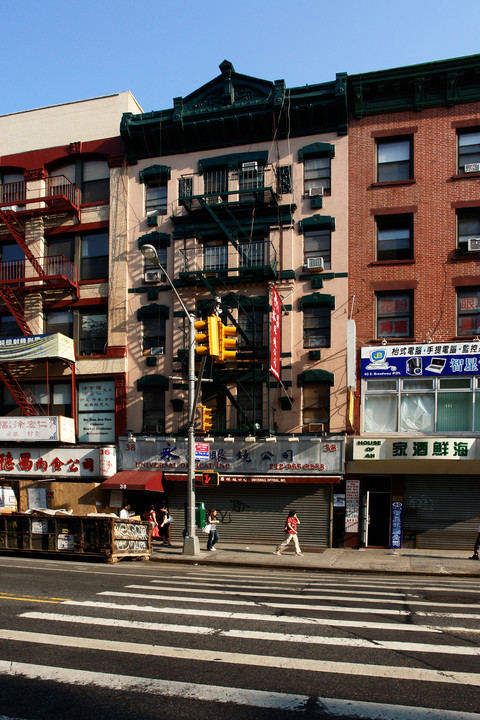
2,0 -> 479,116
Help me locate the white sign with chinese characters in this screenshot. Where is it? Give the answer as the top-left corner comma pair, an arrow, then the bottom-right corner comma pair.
0,416 -> 75,443
0,446 -> 117,478
353,437 -> 478,461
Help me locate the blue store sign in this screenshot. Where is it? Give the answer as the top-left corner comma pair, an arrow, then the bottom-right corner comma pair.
361,342 -> 480,378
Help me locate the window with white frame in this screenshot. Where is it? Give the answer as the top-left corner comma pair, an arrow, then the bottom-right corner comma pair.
142,387 -> 166,433
303,305 -> 331,348
303,383 -> 330,432
304,228 -> 331,270
376,291 -> 413,338
376,137 -> 413,182
457,287 -> 480,336
49,159 -> 109,204
363,376 -> 480,433
139,165 -> 170,216
458,129 -> 480,174
457,208 -> 480,253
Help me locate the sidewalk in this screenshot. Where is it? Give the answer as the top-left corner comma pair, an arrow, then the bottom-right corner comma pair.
150,541 -> 480,577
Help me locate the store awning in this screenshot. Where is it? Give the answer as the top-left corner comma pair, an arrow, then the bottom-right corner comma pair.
102,471 -> 164,492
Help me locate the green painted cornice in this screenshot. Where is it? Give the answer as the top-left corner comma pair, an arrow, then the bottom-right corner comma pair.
121,61 -> 347,162
349,53 -> 480,118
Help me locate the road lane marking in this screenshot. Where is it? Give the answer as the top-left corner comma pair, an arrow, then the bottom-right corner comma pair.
0,629 -> 479,685
19,611 -> 480,656
61,599 -> 443,631
0,594 -> 68,603
130,583 -> 480,609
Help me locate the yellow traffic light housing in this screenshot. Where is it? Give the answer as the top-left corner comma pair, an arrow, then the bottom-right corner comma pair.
195,315 -> 221,358
200,405 -> 215,433
219,322 -> 237,362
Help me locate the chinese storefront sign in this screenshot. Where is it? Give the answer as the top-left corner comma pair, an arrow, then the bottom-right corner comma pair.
0,333 -> 75,362
270,286 -> 281,381
0,446 -> 117,478
362,342 -> 480,378
78,381 -> 115,443
345,479 -> 360,532
0,416 -> 75,443
120,437 -> 345,476
390,501 -> 403,549
353,437 -> 478,460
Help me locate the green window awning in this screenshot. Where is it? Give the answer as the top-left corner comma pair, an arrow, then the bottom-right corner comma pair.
299,293 -> 335,309
137,304 -> 170,321
298,142 -> 335,162
139,165 -> 171,184
299,215 -> 335,233
138,232 -> 170,250
298,369 -> 334,386
137,375 -> 169,390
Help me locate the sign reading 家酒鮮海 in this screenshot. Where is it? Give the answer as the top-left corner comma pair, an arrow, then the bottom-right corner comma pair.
361,342 -> 480,378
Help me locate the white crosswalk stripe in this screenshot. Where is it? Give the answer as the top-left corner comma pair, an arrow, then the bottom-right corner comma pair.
1,568 -> 479,718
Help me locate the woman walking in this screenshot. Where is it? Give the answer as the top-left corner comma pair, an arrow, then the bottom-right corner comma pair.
274,510 -> 303,556
206,508 -> 220,551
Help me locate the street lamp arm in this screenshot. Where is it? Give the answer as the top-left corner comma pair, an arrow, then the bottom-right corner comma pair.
140,244 -> 193,320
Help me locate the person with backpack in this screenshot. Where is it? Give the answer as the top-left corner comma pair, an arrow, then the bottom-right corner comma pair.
274,510 -> 303,556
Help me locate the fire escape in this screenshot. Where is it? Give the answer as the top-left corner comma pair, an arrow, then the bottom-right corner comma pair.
171,162 -> 295,433
0,174 -> 80,415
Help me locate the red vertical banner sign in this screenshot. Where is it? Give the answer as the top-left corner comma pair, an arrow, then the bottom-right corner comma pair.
270,286 -> 281,380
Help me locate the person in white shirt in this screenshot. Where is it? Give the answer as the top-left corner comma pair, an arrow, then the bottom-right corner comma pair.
119,504 -> 132,521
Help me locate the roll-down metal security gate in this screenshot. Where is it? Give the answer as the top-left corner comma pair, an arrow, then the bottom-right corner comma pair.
403,475 -> 480,549
167,483 -> 331,548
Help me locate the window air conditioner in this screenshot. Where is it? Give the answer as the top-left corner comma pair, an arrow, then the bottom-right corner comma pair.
144,269 -> 162,283
150,346 -> 164,355
467,238 -> 480,252
242,161 -> 258,171
309,186 -> 324,197
306,422 -> 327,434
144,424 -> 164,433
306,256 -> 325,272
465,163 -> 480,173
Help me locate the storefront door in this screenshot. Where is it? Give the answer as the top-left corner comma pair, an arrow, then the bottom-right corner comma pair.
361,489 -> 391,547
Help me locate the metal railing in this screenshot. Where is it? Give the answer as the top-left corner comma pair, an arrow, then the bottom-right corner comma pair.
178,165 -> 278,207
0,176 -> 80,209
180,239 -> 277,275
0,255 -> 77,286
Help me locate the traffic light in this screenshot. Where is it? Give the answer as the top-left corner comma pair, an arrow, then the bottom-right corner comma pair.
219,321 -> 237,362
195,316 -> 221,358
202,471 -> 219,486
200,405 -> 215,433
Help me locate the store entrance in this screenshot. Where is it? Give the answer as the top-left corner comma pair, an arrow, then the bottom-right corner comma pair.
360,477 -> 391,547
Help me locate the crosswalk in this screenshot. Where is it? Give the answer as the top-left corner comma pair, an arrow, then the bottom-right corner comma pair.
1,568 -> 480,719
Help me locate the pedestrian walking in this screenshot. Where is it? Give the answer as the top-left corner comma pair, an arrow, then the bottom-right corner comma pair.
469,512 -> 480,560
158,504 -> 172,546
206,508 -> 220,551
274,510 -> 303,556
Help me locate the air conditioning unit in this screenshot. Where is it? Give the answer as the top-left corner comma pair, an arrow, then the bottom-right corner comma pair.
306,256 -> 325,272
306,422 -> 327,434
465,163 -> 480,173
308,186 -> 324,197
144,269 -> 162,283
242,161 -> 258,171
150,346 -> 164,355
144,424 -> 164,434
467,238 -> 480,252
305,337 -> 324,348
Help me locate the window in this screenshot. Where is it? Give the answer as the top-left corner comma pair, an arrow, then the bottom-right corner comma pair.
143,246 -> 166,281
204,240 -> 227,271
0,170 -> 25,204
238,307 -> 265,347
49,159 -> 109,204
79,310 -> 108,355
303,383 -> 330,432
376,214 -> 413,261
458,129 -> 480,174
45,310 -> 73,338
304,228 -> 331,270
0,241 -> 24,284
1,381 -> 72,417
238,162 -> 264,201
277,166 -> 292,194
0,315 -> 20,338
204,170 -> 228,202
376,137 -> 413,182
376,292 -> 413,338
143,314 -> 166,353
81,232 -> 108,280
303,306 -> 331,348
457,209 -> 480,253
457,288 -> 480,336
363,376 -> 480,433
236,381 -> 263,430
142,387 -> 165,433
146,184 -> 167,216
304,157 -> 331,195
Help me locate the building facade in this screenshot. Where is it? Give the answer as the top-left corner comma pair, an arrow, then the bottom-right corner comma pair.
117,62 -> 349,546
346,54 -> 480,549
0,93 -> 142,516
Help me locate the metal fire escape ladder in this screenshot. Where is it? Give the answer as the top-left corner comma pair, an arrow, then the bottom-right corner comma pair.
0,286 -> 33,336
0,365 -> 38,416
0,209 -> 47,279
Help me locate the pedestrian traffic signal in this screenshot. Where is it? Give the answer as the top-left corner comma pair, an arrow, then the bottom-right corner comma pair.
202,471 -> 219,486
200,405 -> 215,433
219,321 -> 237,362
195,316 -> 221,357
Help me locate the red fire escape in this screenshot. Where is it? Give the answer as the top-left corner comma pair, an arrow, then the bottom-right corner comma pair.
0,172 -> 80,415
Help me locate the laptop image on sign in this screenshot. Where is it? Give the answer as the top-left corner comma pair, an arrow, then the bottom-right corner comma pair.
426,357 -> 446,373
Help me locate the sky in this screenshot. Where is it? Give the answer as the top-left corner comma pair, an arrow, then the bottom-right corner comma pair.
1,0 -> 479,117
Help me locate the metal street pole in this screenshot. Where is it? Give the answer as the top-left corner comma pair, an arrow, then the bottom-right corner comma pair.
140,244 -> 200,555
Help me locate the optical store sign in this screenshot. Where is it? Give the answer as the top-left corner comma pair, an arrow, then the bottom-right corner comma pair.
354,438 -> 478,461
361,342 -> 480,378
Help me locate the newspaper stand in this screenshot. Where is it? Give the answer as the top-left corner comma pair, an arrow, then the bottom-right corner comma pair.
0,513 -> 151,562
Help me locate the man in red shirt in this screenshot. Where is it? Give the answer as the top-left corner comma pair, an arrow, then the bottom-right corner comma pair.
274,511 -> 303,556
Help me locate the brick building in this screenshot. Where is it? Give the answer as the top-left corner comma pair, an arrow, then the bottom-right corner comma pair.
346,54 -> 480,549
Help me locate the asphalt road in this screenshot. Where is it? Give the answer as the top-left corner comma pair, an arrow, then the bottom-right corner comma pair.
0,555 -> 479,720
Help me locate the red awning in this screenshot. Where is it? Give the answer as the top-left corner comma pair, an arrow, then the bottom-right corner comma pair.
102,471 -> 164,492
164,473 -> 340,485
